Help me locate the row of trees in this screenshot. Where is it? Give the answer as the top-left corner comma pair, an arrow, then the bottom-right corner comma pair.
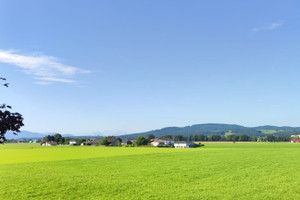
42,134 -> 88,145
43,133 -> 68,144
158,134 -> 291,142
100,136 -> 153,146
99,136 -> 121,146
128,133 -> 292,146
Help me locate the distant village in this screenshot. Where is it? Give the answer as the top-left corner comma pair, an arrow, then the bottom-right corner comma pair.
7,134 -> 201,148
7,133 -> 300,147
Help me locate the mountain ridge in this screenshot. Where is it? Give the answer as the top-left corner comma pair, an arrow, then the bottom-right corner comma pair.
8,123 -> 300,139
120,123 -> 300,138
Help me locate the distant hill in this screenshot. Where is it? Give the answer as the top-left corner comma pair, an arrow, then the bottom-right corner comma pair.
120,123 -> 300,139
7,124 -> 300,139
255,125 -> 300,131
6,131 -> 77,139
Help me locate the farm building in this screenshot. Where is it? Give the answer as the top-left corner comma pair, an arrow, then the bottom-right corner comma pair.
106,137 -> 119,146
69,140 -> 78,145
121,139 -> 134,145
151,139 -> 175,147
42,141 -> 58,146
291,135 -> 300,138
174,141 -> 195,148
81,141 -> 90,146
87,138 -> 101,146
291,139 -> 300,143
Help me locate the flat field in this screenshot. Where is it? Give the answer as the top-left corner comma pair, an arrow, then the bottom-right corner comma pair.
1,143 -> 300,199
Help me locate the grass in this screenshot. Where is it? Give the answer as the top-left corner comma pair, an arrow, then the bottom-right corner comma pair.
258,129 -> 281,134
1,143 -> 300,199
225,130 -> 236,136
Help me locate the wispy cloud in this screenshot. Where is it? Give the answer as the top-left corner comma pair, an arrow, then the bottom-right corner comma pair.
252,20 -> 284,32
0,49 -> 90,84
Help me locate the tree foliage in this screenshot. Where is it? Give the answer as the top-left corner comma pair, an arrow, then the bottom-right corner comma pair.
146,134 -> 155,140
0,77 -> 24,143
154,133 -> 291,142
100,137 -> 109,146
135,136 -> 147,146
42,133 -> 66,144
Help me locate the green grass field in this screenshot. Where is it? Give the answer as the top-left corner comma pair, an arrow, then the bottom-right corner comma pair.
1,143 -> 300,199
258,129 -> 282,134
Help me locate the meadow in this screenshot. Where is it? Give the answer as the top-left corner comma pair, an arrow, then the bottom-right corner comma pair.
1,143 -> 300,199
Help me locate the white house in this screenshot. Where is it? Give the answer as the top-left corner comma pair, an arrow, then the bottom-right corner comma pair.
174,141 -> 195,148
291,135 -> 300,139
151,139 -> 175,147
42,141 -> 57,146
69,140 -> 77,145
151,139 -> 161,146
121,139 -> 135,145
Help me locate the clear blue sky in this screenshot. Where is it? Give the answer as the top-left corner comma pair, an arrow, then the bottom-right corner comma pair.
1,0 -> 300,135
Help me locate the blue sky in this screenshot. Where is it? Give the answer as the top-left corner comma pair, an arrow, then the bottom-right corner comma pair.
1,0 -> 300,135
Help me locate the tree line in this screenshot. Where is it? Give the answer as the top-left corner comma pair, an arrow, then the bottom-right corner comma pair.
33,133 -> 294,146
158,134 -> 291,142
42,133 -> 87,145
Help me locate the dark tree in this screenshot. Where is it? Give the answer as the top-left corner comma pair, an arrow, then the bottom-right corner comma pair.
64,137 -> 71,144
78,138 -> 86,144
0,77 -> 24,143
146,134 -> 155,140
198,134 -> 207,141
54,133 -> 63,143
220,135 -> 227,141
159,135 -> 174,140
43,135 -> 55,142
135,136 -> 147,146
207,136 -> 212,141
212,135 -> 221,141
192,134 -> 199,141
239,134 -> 250,141
100,137 -> 109,145
116,138 -> 122,146
227,134 -> 239,141
266,135 -> 275,142
174,135 -> 184,141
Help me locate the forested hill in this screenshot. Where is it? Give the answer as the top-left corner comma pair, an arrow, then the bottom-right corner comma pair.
120,123 -> 300,139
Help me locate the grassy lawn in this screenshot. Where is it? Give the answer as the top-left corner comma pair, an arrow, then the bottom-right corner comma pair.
1,143 -> 300,199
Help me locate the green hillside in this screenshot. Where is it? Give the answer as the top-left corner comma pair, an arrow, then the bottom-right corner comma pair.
121,123 -> 300,139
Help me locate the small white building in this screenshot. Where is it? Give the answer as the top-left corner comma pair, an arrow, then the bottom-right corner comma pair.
151,139 -> 161,146
42,141 -> 57,146
291,135 -> 300,139
174,141 -> 195,148
69,140 -> 77,145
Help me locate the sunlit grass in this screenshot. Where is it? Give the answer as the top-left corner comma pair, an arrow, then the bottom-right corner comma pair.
1,143 -> 300,199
